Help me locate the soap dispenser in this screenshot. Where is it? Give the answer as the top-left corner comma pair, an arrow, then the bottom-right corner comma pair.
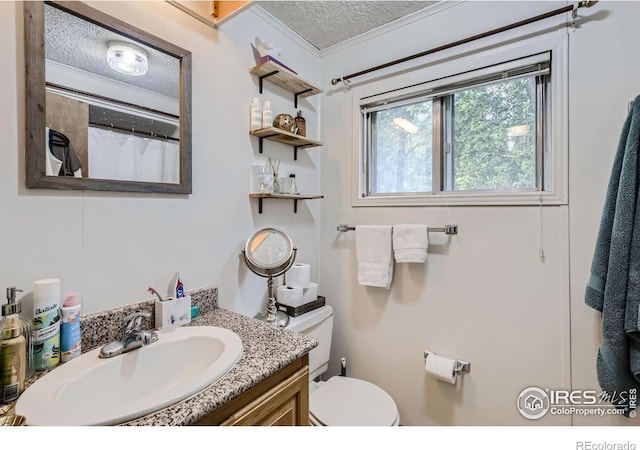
0,287 -> 32,404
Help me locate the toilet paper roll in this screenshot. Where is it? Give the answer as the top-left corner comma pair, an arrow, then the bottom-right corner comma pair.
302,282 -> 318,303
276,285 -> 304,307
425,353 -> 457,384
287,263 -> 311,289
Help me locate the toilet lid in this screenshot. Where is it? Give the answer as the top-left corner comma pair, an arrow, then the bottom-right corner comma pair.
309,376 -> 398,426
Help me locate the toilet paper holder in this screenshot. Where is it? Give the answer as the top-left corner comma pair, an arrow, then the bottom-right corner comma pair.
424,351 -> 471,375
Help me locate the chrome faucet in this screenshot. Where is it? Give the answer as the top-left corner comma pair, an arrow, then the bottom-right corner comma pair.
99,312 -> 158,359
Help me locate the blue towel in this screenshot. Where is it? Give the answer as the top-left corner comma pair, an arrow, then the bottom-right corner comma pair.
586,95 -> 640,416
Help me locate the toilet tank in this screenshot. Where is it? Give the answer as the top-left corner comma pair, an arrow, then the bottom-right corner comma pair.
286,305 -> 333,380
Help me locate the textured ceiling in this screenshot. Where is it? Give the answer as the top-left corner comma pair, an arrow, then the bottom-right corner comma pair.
44,1 -> 437,97
44,3 -> 180,99
256,1 -> 438,50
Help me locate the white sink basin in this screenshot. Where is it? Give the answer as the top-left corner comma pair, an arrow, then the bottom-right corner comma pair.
16,326 -> 243,425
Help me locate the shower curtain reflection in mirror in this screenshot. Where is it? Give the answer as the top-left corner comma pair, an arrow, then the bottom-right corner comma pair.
88,127 -> 180,183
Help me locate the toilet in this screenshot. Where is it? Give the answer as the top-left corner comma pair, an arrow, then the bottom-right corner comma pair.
287,305 -> 400,426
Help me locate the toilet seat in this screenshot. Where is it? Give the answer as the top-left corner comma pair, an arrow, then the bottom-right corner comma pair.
309,376 -> 399,426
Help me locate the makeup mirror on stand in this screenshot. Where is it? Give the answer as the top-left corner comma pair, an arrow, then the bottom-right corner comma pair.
241,228 -> 296,328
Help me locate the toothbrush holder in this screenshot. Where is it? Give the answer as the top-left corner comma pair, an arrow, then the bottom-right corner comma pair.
154,295 -> 192,329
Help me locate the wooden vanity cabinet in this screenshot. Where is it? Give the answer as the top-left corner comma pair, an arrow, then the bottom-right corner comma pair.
195,355 -> 309,426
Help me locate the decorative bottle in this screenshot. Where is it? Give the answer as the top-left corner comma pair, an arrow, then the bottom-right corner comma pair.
295,110 -> 306,137
0,287 -> 31,403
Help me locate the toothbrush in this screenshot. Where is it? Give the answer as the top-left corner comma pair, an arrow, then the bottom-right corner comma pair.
148,287 -> 164,302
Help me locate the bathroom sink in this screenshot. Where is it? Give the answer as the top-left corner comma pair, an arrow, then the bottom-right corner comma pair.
15,326 -> 243,425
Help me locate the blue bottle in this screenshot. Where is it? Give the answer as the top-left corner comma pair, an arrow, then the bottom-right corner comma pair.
60,293 -> 81,363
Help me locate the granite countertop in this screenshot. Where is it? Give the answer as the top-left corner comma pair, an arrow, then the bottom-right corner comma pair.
122,307 -> 317,426
1,286 -> 316,425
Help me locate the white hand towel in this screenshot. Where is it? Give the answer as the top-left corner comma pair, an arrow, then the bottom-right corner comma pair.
393,224 -> 429,263
355,225 -> 393,289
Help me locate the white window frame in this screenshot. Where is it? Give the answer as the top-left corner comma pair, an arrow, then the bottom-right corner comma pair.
351,34 -> 568,207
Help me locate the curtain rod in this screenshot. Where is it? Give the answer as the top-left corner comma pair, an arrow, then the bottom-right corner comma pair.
88,122 -> 180,142
330,1 -> 597,86
46,82 -> 179,122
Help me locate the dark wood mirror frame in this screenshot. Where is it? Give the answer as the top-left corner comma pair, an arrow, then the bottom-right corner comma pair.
24,1 -> 192,194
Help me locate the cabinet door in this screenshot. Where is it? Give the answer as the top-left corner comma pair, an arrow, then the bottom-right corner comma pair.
221,366 -> 309,426
257,395 -> 298,426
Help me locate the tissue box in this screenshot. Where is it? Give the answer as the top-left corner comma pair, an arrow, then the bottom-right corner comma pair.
155,295 -> 191,328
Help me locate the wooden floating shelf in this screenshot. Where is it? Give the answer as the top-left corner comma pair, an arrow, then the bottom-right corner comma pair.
249,60 -> 323,107
250,127 -> 322,147
250,127 -> 322,159
249,193 -> 324,200
249,193 -> 324,214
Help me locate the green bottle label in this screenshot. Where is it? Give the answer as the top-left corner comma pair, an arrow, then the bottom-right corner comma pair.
33,308 -> 60,370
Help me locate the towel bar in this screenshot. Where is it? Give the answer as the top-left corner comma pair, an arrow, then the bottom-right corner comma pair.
337,224 -> 458,235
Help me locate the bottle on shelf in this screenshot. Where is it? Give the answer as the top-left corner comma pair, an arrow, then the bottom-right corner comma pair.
269,157 -> 280,193
288,174 -> 298,194
295,110 -> 306,137
262,100 -> 272,129
253,165 -> 269,193
250,97 -> 262,131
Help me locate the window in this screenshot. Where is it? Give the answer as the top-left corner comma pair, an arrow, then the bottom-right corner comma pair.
367,99 -> 434,194
358,52 -> 561,205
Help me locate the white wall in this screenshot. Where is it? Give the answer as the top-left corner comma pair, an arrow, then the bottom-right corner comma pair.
319,0 -> 640,426
0,1 -> 322,317
568,1 -> 640,426
4,0 -> 640,427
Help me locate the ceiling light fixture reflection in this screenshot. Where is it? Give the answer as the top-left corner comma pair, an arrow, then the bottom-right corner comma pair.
106,41 -> 148,76
392,117 -> 418,134
507,125 -> 530,137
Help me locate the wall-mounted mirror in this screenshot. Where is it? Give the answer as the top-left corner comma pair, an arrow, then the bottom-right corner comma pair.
25,1 -> 192,194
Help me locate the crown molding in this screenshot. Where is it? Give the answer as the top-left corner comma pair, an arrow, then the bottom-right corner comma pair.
319,1 -> 465,58
249,5 -> 321,58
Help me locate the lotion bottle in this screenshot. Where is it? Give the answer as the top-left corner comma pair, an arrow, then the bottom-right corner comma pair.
0,287 -> 28,403
60,293 -> 81,363
262,100 -> 272,129
250,97 -> 262,131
